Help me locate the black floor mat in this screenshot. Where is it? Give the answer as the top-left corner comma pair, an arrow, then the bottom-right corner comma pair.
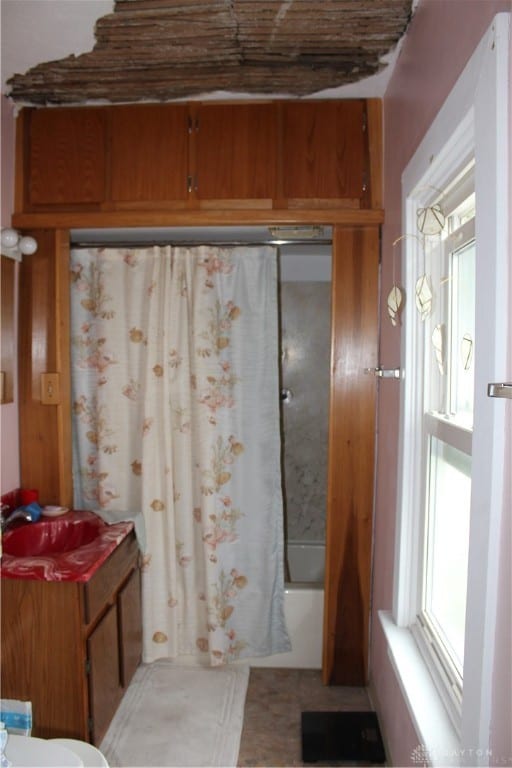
301,711 -> 386,764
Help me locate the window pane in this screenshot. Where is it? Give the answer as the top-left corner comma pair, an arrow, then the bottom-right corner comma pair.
425,437 -> 471,674
450,239 -> 475,425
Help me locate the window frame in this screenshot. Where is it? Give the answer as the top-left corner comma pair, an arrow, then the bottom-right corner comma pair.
396,141 -> 476,735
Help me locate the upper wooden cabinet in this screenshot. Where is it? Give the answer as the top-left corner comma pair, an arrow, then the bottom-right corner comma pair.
26,107 -> 107,206
194,103 -> 278,205
16,100 -> 381,213
281,101 -> 366,206
110,104 -> 189,206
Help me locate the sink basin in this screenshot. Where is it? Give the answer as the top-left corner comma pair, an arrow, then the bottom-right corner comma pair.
1,509 -> 135,582
3,516 -> 101,557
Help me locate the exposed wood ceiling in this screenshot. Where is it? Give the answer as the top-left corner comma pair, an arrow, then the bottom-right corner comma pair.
6,0 -> 412,105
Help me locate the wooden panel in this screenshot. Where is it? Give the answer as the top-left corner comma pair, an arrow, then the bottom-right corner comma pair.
87,603 -> 123,746
0,579 -> 87,739
322,225 -> 379,686
195,103 -> 278,201
54,231 -> 73,506
118,567 -> 143,688
12,208 -> 384,230
110,104 -> 189,204
281,101 -> 366,202
18,230 -> 72,505
363,99 -> 383,210
85,533 -> 139,625
1,256 -> 15,402
28,108 -> 106,206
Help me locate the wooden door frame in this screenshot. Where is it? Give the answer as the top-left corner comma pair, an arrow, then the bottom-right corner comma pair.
323,225 -> 380,685
16,221 -> 380,685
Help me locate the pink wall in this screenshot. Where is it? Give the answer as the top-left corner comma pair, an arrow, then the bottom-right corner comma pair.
371,0 -> 512,764
1,94 -> 20,494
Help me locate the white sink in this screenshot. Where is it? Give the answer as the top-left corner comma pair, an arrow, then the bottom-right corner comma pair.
4,734 -> 83,767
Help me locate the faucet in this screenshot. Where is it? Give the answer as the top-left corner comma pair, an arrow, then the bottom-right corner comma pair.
0,506 -> 36,533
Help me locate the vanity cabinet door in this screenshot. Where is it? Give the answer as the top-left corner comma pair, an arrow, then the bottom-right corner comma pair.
87,602 -> 123,746
109,104 -> 190,206
118,566 -> 142,688
193,102 -> 278,206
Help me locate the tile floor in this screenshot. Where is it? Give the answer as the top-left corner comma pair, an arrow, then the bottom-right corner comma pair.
237,668 -> 374,767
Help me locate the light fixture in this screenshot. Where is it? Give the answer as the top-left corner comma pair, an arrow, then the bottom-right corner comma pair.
1,228 -> 38,261
268,225 -> 325,241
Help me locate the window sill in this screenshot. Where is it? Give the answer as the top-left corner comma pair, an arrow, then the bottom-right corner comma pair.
379,610 -> 460,767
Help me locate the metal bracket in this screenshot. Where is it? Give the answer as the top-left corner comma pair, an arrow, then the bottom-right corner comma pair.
487,382 -> 512,399
364,366 -> 401,379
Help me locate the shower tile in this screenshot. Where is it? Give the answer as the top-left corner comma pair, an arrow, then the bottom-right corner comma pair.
280,283 -> 331,545
238,668 -> 374,767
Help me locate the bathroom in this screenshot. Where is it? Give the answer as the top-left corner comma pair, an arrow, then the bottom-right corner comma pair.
1,1 -> 511,765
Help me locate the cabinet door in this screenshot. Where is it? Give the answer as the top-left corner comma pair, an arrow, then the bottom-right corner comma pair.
28,107 -> 106,206
87,603 -> 123,746
110,104 -> 189,205
194,103 -> 278,205
118,567 -> 142,688
281,101 -> 366,206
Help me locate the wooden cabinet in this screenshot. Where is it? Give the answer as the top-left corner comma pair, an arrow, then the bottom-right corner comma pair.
26,107 -> 106,207
194,103 -> 278,205
110,104 -> 189,206
0,532 -> 142,746
16,100 -> 380,214
280,100 -> 366,206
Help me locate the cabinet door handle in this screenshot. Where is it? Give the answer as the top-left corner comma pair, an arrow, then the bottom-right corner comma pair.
187,175 -> 198,193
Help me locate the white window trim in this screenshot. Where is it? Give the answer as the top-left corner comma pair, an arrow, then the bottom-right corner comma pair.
386,12 -> 510,767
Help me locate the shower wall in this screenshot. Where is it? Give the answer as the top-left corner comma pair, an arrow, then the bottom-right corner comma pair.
280,280 -> 331,543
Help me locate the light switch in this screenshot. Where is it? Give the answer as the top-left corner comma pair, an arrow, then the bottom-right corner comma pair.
41,372 -> 61,405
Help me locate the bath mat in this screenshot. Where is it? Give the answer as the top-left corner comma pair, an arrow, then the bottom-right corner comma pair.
100,661 -> 249,767
301,711 -> 386,764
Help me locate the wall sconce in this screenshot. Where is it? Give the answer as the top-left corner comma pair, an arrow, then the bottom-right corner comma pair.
1,228 -> 38,261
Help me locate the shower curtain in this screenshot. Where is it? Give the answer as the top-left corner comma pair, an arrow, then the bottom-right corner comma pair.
70,244 -> 290,665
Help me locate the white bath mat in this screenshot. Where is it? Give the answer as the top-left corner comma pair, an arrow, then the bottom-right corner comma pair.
100,660 -> 250,767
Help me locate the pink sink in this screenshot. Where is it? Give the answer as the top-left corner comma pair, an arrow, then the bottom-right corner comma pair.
1,510 -> 135,582
3,516 -> 101,557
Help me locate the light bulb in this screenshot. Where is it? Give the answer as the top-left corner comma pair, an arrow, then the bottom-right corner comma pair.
1,228 -> 19,248
19,236 -> 38,255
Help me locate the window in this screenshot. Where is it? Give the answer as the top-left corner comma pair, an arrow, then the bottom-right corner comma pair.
409,168 -> 475,727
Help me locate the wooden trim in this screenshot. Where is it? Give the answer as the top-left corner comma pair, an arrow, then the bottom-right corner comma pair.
366,99 -> 383,210
18,229 -> 72,505
12,208 -> 384,230
1,256 -> 15,403
322,225 -> 379,685
14,108 -> 28,213
55,229 -> 73,507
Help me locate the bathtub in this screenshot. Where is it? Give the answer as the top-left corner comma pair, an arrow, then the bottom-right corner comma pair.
250,540 -> 325,669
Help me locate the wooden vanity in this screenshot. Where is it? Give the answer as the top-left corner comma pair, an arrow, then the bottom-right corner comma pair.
0,527 -> 142,746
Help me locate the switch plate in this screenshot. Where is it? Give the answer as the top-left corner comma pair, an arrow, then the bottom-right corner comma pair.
41,372 -> 60,405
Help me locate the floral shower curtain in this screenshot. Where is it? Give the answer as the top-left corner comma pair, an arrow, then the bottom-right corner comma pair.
70,244 -> 290,665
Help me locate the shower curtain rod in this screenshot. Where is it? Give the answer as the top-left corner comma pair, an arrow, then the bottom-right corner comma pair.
70,238 -> 333,249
